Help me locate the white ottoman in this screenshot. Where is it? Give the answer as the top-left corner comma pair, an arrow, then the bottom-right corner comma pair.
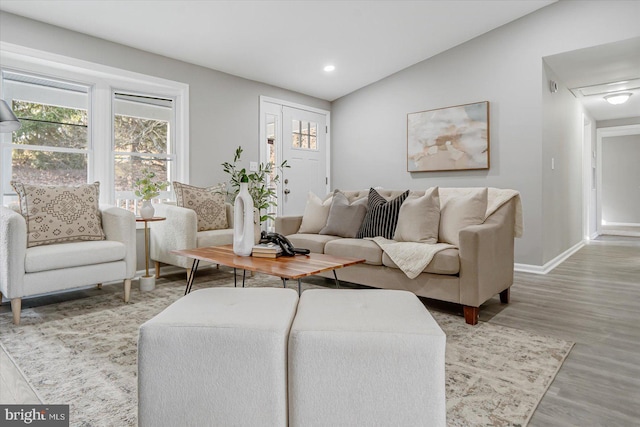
138,287 -> 299,427
288,289 -> 446,427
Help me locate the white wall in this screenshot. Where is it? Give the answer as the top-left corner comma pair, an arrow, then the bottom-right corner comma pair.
541,62 -> 584,262
601,134 -> 640,225
330,1 -> 640,266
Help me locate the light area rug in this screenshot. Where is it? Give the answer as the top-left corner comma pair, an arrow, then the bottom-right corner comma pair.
0,270 -> 573,426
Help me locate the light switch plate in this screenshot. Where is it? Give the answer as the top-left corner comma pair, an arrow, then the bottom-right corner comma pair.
249,161 -> 258,172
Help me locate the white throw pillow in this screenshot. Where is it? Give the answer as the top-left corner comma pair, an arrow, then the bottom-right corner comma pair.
298,192 -> 332,234
439,188 -> 488,247
393,187 -> 440,244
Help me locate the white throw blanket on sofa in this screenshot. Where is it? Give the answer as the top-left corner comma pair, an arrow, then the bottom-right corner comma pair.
371,189 -> 523,279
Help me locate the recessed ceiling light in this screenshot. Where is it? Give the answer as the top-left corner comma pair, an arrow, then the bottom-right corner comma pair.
604,92 -> 633,105
323,65 -> 335,72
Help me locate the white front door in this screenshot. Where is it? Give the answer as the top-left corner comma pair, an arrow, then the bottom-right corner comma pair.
280,106 -> 328,216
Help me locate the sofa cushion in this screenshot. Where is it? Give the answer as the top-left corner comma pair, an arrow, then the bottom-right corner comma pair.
287,234 -> 341,254
173,181 -> 227,232
382,248 -> 460,275
319,191 -> 368,238
196,228 -> 234,248
11,181 -> 106,248
394,187 -> 440,244
324,238 -> 383,266
357,188 -> 409,239
25,240 -> 125,273
298,192 -> 332,234
439,188 -> 488,247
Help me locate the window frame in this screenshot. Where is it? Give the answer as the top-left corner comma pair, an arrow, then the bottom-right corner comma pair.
0,44 -> 189,206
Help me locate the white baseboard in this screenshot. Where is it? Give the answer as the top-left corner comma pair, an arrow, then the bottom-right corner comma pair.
599,230 -> 640,237
514,241 -> 585,275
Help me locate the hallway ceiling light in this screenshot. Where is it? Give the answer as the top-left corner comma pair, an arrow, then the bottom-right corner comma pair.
323,65 -> 335,72
604,92 -> 633,105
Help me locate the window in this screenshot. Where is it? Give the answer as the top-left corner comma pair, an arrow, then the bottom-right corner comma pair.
2,73 -> 90,197
113,93 -> 174,212
291,119 -> 317,150
1,49 -> 188,210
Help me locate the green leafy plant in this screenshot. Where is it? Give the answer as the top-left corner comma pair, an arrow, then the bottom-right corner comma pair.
221,146 -> 289,223
134,168 -> 168,201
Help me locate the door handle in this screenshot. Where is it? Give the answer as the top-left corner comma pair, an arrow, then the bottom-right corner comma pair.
284,189 -> 291,195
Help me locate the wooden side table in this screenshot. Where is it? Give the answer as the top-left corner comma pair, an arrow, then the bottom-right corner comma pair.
136,216 -> 166,291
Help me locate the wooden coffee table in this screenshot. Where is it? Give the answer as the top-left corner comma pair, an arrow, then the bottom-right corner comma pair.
171,244 -> 365,295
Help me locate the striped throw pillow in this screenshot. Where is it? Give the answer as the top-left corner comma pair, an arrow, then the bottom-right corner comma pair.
356,188 -> 409,239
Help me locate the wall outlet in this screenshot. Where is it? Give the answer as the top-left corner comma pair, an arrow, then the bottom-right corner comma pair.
249,161 -> 258,172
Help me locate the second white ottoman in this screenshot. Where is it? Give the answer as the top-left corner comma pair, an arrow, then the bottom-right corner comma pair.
138,287 -> 299,427
288,289 -> 446,427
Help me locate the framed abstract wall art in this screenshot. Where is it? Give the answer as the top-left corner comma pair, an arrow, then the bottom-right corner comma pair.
407,101 -> 490,172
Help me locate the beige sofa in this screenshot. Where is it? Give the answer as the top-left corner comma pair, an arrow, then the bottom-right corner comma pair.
275,188 -> 520,325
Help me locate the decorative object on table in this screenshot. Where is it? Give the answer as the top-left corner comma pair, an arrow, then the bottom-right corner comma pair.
233,174 -> 255,256
252,242 -> 283,258
407,101 -> 489,172
222,145 -> 289,224
0,99 -> 22,132
134,168 -> 168,219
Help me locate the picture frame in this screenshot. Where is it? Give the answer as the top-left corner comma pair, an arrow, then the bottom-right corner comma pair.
407,101 -> 490,172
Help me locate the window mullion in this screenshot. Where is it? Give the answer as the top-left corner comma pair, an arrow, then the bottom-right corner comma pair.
93,83 -> 112,204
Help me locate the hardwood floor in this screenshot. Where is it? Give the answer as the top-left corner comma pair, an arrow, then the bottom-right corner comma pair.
1,236 -> 639,425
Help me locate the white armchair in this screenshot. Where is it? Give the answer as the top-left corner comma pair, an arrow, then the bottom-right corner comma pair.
0,205 -> 136,325
150,203 -> 235,278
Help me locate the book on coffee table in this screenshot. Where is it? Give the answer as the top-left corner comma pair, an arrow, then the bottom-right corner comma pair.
252,243 -> 282,257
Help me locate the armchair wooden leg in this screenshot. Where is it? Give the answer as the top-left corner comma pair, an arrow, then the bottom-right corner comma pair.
186,268 -> 192,283
11,298 -> 21,325
123,279 -> 131,303
500,288 -> 511,304
155,261 -> 161,279
463,306 -> 479,325
96,283 -> 102,290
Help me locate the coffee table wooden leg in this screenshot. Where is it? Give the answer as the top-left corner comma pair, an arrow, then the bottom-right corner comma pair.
184,259 -> 200,295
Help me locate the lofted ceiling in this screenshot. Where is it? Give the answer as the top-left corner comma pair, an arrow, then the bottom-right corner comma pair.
0,0 -> 555,101
544,37 -> 640,122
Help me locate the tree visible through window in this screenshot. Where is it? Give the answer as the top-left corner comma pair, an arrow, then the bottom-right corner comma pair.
113,93 -> 173,212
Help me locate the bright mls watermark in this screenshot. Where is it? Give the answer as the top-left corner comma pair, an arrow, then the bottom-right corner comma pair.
1,405 -> 69,426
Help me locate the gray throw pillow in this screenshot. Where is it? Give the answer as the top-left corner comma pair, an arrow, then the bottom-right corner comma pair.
319,190 -> 368,238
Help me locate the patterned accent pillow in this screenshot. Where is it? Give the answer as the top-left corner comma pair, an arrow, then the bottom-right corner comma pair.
356,188 -> 409,239
11,181 -> 106,248
173,181 -> 228,231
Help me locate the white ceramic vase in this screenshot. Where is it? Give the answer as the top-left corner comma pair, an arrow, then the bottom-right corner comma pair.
233,181 -> 255,256
140,200 -> 155,219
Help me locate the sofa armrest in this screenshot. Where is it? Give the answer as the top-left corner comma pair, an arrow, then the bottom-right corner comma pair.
0,206 -> 27,299
101,206 -> 137,279
458,199 -> 515,307
275,216 -> 303,236
150,203 -> 198,269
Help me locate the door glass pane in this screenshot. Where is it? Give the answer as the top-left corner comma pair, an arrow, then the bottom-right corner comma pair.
291,119 -> 318,151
